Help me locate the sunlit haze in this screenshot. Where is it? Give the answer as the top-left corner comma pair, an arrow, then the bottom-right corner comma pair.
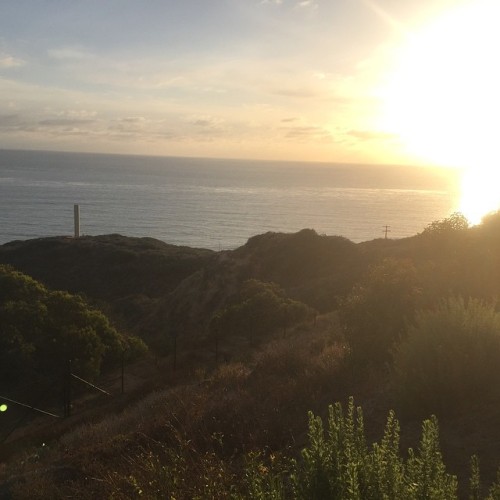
377,0 -> 500,222
0,0 -> 498,219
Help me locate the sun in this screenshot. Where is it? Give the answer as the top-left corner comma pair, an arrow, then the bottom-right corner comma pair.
378,0 -> 500,223
460,166 -> 500,224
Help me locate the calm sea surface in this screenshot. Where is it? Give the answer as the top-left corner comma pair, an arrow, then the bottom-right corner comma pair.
0,149 -> 461,250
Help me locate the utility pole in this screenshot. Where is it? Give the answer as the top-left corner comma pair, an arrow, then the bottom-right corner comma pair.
382,225 -> 391,239
173,331 -> 177,373
63,359 -> 72,417
283,303 -> 288,337
215,333 -> 219,365
121,350 -> 125,394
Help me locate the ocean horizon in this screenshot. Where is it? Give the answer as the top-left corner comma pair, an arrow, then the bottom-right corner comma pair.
0,148 -> 461,250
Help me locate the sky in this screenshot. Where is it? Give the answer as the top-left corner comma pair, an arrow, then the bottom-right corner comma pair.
0,0 -> 496,165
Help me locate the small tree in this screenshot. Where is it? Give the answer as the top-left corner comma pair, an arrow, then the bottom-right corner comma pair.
393,297 -> 500,416
422,212 -> 469,235
0,265 -> 146,388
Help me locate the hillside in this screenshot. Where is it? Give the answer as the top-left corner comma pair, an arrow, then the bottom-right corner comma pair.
0,230 -> 363,341
0,235 -> 214,339
2,220 -> 499,342
2,214 -> 500,498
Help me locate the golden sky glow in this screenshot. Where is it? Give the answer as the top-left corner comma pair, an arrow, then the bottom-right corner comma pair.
460,167 -> 500,224
377,0 -> 500,222
0,0 -> 499,213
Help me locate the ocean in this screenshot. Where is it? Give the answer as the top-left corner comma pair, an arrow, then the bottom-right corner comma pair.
0,149 -> 461,250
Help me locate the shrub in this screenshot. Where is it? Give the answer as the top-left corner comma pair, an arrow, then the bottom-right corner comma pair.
211,362 -> 250,390
422,212 -> 469,235
105,429 -> 237,499
243,398 -> 459,499
393,297 -> 500,416
13,398 -> 500,499
0,265 -> 146,388
339,259 -> 422,366
209,280 -> 314,344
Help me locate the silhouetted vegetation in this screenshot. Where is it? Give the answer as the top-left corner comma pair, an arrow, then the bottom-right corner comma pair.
339,258 -> 422,366
0,235 -> 213,339
394,297 -> 500,417
422,211 -> 469,235
209,279 -> 314,346
3,212 -> 500,498
0,264 -> 146,392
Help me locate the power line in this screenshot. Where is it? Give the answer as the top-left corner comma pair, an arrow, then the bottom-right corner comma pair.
71,373 -> 111,396
0,395 -> 61,419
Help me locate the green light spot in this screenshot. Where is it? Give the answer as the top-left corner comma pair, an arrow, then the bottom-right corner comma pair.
0,404 -> 7,412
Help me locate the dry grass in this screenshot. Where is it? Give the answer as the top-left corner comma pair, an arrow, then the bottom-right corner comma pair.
8,310 -> 499,498
1,314 -> 351,498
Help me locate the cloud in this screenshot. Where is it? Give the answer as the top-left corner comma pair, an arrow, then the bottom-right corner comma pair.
0,113 -> 96,137
38,118 -> 95,127
188,115 -> 223,127
47,46 -> 93,61
107,117 -> 149,137
192,119 -> 212,127
0,53 -> 25,68
346,129 -> 397,141
0,114 -> 22,127
296,0 -> 317,8
281,124 -> 332,142
271,86 -> 319,98
120,117 -> 146,124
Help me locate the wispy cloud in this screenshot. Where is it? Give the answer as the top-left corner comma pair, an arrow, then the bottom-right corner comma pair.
296,0 -> 318,9
47,46 -> 94,61
38,118 -> 96,127
281,123 -> 332,143
189,115 -> 223,128
0,114 -> 22,128
0,0 -> 427,162
0,52 -> 25,68
347,129 -> 396,141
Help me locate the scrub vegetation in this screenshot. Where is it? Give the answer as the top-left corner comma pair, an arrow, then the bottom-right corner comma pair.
2,212 -> 500,498
0,265 -> 146,392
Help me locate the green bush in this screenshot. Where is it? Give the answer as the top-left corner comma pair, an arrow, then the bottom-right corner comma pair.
27,398 -> 500,499
209,279 -> 314,344
339,259 -> 422,366
0,265 -> 146,387
243,398 -> 460,499
393,297 -> 500,416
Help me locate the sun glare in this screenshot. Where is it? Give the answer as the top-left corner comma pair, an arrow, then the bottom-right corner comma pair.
378,0 -> 500,223
459,167 -> 500,224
